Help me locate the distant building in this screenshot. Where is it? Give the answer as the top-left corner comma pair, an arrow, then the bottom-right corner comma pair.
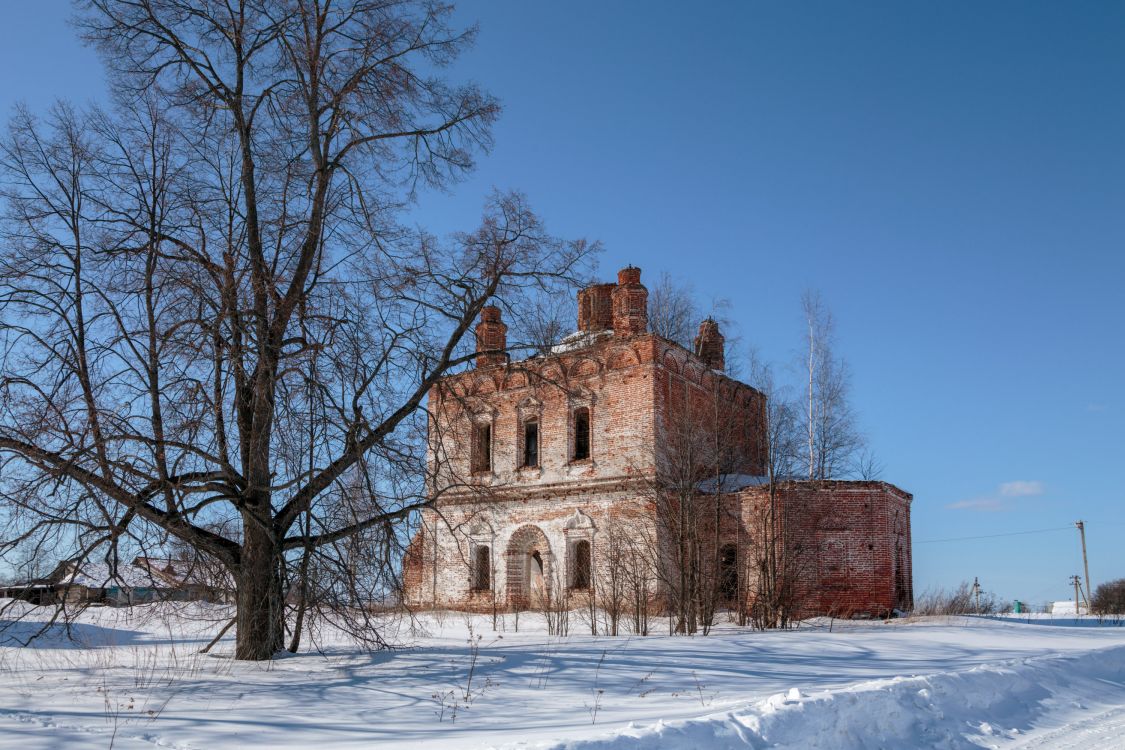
1049,600 -> 1088,616
403,266 -> 913,618
1,556 -> 232,606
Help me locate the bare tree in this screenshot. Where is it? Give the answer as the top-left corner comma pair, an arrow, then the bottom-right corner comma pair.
799,291 -> 865,480
597,519 -> 629,636
1091,579 -> 1125,617
649,272 -> 745,379
852,447 -> 885,481
647,272 -> 700,349
541,565 -> 570,637
652,399 -> 710,635
650,349 -> 760,635
596,508 -> 657,636
0,1 -> 594,660
514,292 -> 576,356
624,526 -> 656,636
744,353 -> 808,629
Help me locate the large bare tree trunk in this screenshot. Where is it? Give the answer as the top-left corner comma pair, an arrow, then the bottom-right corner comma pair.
237,518 -> 285,660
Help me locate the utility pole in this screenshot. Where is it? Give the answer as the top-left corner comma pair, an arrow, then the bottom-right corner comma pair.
1070,575 -> 1082,613
972,576 -> 982,614
1075,521 -> 1091,606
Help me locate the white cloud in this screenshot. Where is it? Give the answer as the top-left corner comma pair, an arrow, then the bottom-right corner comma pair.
947,480 -> 1045,512
999,480 -> 1044,498
945,498 -> 1005,512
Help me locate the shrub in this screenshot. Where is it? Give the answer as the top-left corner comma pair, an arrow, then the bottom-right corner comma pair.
912,581 -> 1000,616
1091,579 -> 1125,615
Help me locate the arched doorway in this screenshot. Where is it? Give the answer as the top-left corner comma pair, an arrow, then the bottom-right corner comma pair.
529,551 -> 545,604
506,525 -> 554,610
719,544 -> 738,603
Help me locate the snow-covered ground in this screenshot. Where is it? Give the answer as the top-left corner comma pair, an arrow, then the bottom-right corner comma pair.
1,602 -> 1123,749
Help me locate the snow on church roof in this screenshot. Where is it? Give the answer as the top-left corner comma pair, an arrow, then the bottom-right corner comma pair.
695,474 -> 769,494
549,329 -> 612,355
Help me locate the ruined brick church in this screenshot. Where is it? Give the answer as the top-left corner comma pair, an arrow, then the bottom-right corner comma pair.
403,267 -> 913,618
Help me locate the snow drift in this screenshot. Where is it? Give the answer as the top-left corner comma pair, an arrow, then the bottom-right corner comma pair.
554,644 -> 1125,749
2,605 -> 1124,749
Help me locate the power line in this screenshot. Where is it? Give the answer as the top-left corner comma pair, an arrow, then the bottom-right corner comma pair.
916,519 -> 1125,545
915,525 -> 1072,544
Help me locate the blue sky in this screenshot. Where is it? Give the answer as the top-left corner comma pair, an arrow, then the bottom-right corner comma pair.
2,2 -> 1123,606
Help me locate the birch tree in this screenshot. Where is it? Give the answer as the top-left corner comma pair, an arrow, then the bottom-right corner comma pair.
800,290 -> 864,480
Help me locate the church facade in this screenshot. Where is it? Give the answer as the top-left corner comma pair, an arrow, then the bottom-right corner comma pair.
403,267 -> 912,619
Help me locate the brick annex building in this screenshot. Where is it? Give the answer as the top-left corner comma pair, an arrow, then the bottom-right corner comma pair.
403,267 -> 913,618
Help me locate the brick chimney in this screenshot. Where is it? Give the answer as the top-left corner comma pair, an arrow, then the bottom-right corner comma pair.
694,318 -> 725,371
611,266 -> 648,336
475,306 -> 507,368
577,283 -> 615,332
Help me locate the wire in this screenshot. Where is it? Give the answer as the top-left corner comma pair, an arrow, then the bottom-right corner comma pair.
915,525 -> 1073,544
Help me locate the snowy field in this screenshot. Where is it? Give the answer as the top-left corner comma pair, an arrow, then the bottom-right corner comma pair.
1,602 -> 1124,749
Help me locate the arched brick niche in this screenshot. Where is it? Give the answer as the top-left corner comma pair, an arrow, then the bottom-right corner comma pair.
505,524 -> 554,609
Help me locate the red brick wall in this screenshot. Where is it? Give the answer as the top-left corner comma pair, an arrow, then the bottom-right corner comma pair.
652,341 -> 767,478
738,481 -> 914,617
428,333 -> 663,492
404,479 -> 913,617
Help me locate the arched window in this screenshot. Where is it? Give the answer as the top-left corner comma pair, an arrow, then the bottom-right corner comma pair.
472,422 -> 491,473
570,539 -> 591,589
522,418 -> 539,468
472,545 -> 491,591
719,544 -> 738,602
572,407 -> 590,461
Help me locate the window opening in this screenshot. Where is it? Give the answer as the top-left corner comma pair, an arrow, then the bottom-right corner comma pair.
571,540 -> 591,589
472,423 -> 491,472
472,545 -> 491,590
523,420 -> 539,468
719,544 -> 738,602
573,408 -> 590,461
